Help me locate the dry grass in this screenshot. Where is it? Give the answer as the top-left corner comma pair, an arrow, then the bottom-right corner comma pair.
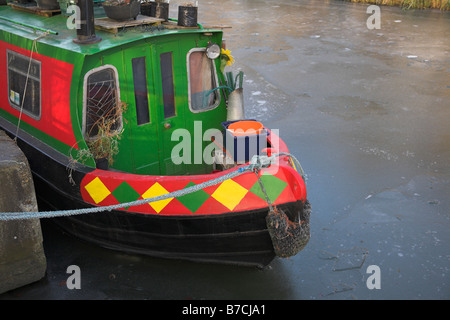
343,0 -> 450,10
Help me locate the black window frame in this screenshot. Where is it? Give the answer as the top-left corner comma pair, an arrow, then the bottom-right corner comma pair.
159,51 -> 176,119
131,56 -> 151,126
7,50 -> 42,120
83,65 -> 123,139
187,48 -> 221,113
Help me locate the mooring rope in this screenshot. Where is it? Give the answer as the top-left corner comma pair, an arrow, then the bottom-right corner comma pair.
0,153 -> 306,221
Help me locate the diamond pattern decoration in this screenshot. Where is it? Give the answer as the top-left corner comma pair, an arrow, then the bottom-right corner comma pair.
84,177 -> 111,204
111,181 -> 141,209
211,179 -> 248,211
82,170 -> 291,214
177,182 -> 211,213
142,182 -> 174,213
249,172 -> 288,203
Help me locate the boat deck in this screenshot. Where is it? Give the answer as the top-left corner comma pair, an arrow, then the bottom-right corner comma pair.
7,2 -> 61,17
0,4 -> 222,55
94,15 -> 164,34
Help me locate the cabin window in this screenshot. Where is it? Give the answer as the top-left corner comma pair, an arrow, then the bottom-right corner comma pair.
187,48 -> 220,112
7,50 -> 41,119
160,52 -> 176,119
83,66 -> 121,138
132,57 -> 150,125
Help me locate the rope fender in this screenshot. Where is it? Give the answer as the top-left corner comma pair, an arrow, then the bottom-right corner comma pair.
266,200 -> 311,258
0,153 -> 306,221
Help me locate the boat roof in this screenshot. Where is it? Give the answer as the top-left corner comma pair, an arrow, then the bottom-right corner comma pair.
0,5 -> 222,56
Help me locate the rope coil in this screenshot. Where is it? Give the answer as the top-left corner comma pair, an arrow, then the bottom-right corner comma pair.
0,153 -> 306,220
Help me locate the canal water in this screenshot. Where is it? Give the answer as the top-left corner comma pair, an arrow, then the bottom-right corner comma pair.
1,0 -> 449,300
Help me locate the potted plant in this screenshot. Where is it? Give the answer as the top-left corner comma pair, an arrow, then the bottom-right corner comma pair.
178,1 -> 198,27
86,117 -> 122,169
154,0 -> 169,21
69,101 -> 126,171
35,0 -> 60,10
141,0 -> 156,17
103,0 -> 141,21
67,125 -> 120,181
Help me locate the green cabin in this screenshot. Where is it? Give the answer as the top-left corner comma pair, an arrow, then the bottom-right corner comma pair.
0,2 -> 229,176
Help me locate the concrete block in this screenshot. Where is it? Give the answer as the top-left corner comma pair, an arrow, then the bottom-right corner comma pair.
0,130 -> 46,294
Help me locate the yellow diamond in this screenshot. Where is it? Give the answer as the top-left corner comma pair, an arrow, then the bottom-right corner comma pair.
85,177 -> 111,204
142,182 -> 174,213
211,179 -> 248,211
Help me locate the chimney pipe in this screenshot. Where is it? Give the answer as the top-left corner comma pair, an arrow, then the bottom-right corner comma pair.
73,0 -> 101,45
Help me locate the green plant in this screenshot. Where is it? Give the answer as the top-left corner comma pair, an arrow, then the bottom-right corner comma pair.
86,101 -> 126,165
69,101 -> 126,173
86,118 -> 122,166
67,147 -> 94,185
223,71 -> 244,92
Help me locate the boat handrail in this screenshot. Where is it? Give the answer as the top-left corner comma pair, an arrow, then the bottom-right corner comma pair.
0,16 -> 58,35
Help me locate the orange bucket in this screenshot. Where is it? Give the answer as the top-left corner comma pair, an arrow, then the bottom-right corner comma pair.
227,120 -> 264,137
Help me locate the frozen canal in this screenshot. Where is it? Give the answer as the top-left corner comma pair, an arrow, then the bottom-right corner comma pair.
1,0 -> 449,300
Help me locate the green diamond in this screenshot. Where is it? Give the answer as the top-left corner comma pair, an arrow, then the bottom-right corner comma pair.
249,173 -> 288,203
177,181 -> 210,213
111,181 -> 141,209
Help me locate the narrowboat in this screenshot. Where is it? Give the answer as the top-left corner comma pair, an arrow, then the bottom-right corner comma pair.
0,0 -> 310,267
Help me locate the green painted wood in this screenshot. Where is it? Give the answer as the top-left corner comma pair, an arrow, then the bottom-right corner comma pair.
1,5 -> 227,175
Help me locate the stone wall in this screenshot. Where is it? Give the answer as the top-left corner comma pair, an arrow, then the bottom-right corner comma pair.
0,130 -> 46,294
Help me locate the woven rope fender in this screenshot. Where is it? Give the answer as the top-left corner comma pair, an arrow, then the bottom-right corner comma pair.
265,200 -> 311,258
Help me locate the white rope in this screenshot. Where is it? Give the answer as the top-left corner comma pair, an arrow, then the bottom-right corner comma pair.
0,153 -> 306,220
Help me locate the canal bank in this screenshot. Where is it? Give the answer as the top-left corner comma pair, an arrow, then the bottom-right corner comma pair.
0,130 -> 46,294
343,0 -> 450,10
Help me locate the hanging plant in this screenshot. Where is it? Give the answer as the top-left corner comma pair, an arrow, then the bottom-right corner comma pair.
86,101 -> 127,166
86,118 -> 122,167
68,101 -> 127,174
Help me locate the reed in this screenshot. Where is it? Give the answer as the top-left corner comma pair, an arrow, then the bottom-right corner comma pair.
342,0 -> 450,10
